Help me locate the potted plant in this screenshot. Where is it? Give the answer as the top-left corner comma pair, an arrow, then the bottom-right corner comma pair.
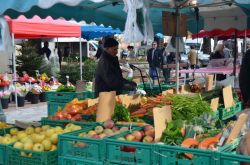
30,85 -> 42,104
16,86 -> 29,107
0,90 -> 11,109
40,85 -> 51,102
0,74 -> 10,91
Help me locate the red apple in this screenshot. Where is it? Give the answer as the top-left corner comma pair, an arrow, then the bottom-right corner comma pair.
132,131 -> 143,141
144,125 -> 154,132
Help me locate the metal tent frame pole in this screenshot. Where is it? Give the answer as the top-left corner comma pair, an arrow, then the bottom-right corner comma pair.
79,37 -> 83,80
175,7 -> 180,94
12,33 -> 18,109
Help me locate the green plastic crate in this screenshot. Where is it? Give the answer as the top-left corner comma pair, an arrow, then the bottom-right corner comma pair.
45,91 -> 94,103
47,101 -> 67,116
155,144 -> 220,165
104,128 -> 155,165
219,152 -> 250,165
58,124 -> 140,163
58,128 -> 105,162
7,146 -> 58,165
0,127 -> 21,165
138,83 -> 175,91
59,156 -> 103,165
217,101 -> 242,120
0,126 -> 13,136
41,117 -> 97,128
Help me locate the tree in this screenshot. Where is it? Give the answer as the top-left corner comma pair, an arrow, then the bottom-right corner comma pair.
16,41 -> 51,77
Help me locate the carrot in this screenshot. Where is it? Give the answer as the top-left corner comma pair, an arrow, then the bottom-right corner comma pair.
198,136 -> 220,150
130,109 -> 147,116
82,105 -> 97,115
181,138 -> 199,159
130,113 -> 145,118
141,104 -> 156,109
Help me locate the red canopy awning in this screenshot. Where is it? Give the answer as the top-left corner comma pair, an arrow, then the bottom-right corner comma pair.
192,28 -> 250,39
5,15 -> 80,39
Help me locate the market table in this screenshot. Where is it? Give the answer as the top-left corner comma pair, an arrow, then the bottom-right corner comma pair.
179,66 -> 241,87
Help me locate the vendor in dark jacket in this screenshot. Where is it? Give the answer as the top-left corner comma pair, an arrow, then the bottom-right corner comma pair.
94,38 -> 137,97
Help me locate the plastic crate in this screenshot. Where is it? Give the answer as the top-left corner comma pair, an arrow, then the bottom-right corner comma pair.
45,91 -> 94,103
104,128 -> 155,165
218,101 -> 242,120
58,125 -> 140,163
155,144 -> 220,165
219,152 -> 250,165
59,156 -> 103,165
41,117 -> 97,128
58,128 -> 105,162
138,83 -> 175,91
47,102 -> 67,116
0,127 -> 20,165
0,126 -> 13,136
7,145 -> 58,165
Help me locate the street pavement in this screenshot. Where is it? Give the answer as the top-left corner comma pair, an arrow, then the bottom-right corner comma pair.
3,102 -> 47,124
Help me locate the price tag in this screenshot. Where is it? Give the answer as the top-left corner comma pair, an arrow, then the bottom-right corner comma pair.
96,91 -> 116,122
153,106 -> 172,142
223,85 -> 234,108
87,98 -> 99,107
210,97 -> 219,111
162,89 -> 174,96
206,75 -> 214,91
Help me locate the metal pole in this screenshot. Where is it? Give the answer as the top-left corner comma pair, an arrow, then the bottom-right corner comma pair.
12,33 -> 18,109
79,37 -> 83,80
175,8 -> 180,93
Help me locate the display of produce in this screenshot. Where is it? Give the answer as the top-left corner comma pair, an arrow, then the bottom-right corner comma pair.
10,123 -> 81,153
48,98 -> 96,121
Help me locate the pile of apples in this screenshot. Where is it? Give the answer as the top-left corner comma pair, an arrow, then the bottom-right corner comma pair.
0,123 -> 81,153
78,120 -> 129,139
117,125 -> 155,143
0,122 -> 12,129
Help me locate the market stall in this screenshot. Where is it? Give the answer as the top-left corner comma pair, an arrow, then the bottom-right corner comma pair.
5,15 -> 81,108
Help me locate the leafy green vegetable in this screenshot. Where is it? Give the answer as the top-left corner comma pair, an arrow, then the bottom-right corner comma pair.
160,119 -> 184,145
170,94 -> 212,121
112,104 -> 131,122
56,85 -> 76,92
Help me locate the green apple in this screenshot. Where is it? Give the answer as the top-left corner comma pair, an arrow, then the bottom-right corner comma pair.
31,134 -> 45,143
5,134 -> 11,138
17,131 -> 28,140
41,125 -> 50,131
25,127 -> 34,135
54,126 -> 63,133
88,130 -> 96,136
14,142 -> 24,149
41,139 -> 52,151
34,127 -> 42,133
10,128 -> 19,135
24,142 -> 33,150
50,134 -> 58,145
20,137 -> 33,144
71,125 -> 81,131
50,145 -> 57,151
45,129 -> 55,137
2,137 -> 12,144
33,143 -> 44,152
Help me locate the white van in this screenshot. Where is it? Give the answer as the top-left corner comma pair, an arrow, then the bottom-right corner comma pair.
48,38 -> 98,58
184,38 -> 214,66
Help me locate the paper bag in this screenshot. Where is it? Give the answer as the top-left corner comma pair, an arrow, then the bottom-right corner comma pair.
153,106 -> 172,142
96,91 -> 116,122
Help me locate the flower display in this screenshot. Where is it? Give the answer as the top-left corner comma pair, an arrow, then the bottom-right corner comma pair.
16,85 -> 29,97
0,74 -> 10,87
0,90 -> 11,99
30,84 -> 42,94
